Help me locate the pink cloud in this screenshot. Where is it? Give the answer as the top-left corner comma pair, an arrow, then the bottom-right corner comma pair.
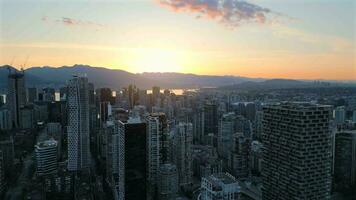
157,0 -> 278,28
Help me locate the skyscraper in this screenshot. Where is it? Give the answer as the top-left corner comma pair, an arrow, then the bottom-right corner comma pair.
35,139 -> 58,176
157,163 -> 178,200
67,76 -> 90,171
333,130 -> 356,191
146,113 -> 168,191
262,102 -> 332,200
229,132 -> 249,179
218,112 -> 236,160
203,102 -> 218,145
111,117 -> 147,200
7,70 -> 26,128
172,122 -> 193,189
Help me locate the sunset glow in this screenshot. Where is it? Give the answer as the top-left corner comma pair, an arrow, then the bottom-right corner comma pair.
0,0 -> 355,80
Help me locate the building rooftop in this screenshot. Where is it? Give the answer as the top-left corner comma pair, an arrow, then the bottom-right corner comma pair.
36,138 -> 58,148
206,173 -> 238,186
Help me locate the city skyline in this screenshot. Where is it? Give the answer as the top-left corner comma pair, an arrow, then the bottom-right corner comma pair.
1,0 -> 355,80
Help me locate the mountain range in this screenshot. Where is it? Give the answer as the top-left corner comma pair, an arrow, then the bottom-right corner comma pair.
0,64 -> 263,89
0,64 -> 353,90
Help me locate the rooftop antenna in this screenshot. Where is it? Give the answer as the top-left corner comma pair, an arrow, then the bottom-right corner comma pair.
21,55 -> 29,74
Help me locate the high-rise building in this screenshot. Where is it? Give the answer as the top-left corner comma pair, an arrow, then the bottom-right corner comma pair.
200,173 -> 241,200
229,132 -> 249,179
7,70 -> 26,128
0,138 -> 15,177
0,108 -> 11,131
111,117 -> 147,200
27,87 -> 37,103
203,102 -> 218,145
352,110 -> 356,123
218,112 -> 236,160
35,139 -> 58,176
262,102 -> 332,200
333,130 -> 356,191
152,86 -> 161,107
250,140 -> 263,176
254,110 -> 263,140
0,150 -> 6,196
67,76 -> 90,171
157,163 -> 178,200
334,106 -> 346,124
172,122 -> 193,189
146,113 -> 168,189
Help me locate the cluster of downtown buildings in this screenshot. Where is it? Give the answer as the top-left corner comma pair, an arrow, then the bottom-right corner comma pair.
0,69 -> 355,200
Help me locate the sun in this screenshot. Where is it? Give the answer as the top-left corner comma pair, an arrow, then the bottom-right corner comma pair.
128,48 -> 184,73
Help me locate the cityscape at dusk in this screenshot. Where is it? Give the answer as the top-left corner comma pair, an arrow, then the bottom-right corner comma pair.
0,0 -> 355,200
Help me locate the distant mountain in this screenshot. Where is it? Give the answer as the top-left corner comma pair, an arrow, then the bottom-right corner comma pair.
139,72 -> 264,88
0,65 -> 262,89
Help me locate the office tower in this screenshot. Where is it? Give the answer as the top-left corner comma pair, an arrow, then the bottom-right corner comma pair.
262,102 -> 332,200
20,104 -> 34,129
27,87 -> 37,103
152,86 -> 160,106
158,163 -> 178,200
0,138 -> 14,177
229,132 -> 249,179
0,151 -> 5,195
250,140 -> 263,176
172,123 -> 193,189
334,106 -> 346,124
47,122 -> 63,158
138,89 -> 148,107
67,76 -> 90,171
112,121 -> 125,200
193,107 -> 204,144
0,151 -> 5,196
218,112 -> 236,159
35,139 -> 58,176
0,95 -> 4,106
254,111 -> 263,140
204,102 -> 218,134
0,108 -> 11,130
97,88 -> 114,105
235,115 -> 252,138
42,87 -> 55,102
7,70 -> 26,128
353,110 -> 356,123
112,117 -> 147,200
334,130 -> 356,191
245,102 -> 256,121
59,86 -> 68,100
100,101 -> 110,124
146,113 -> 168,188
200,173 -> 241,200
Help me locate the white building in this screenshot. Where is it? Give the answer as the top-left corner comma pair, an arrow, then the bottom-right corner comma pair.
200,173 -> 241,200
35,139 -> 58,176
67,76 -> 90,171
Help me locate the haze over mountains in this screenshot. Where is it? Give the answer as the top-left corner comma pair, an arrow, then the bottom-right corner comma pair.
0,64 -> 353,90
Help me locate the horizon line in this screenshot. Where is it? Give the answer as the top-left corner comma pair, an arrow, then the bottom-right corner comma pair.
1,63 -> 355,82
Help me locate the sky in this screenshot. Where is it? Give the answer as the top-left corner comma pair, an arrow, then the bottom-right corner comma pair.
0,0 -> 355,80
